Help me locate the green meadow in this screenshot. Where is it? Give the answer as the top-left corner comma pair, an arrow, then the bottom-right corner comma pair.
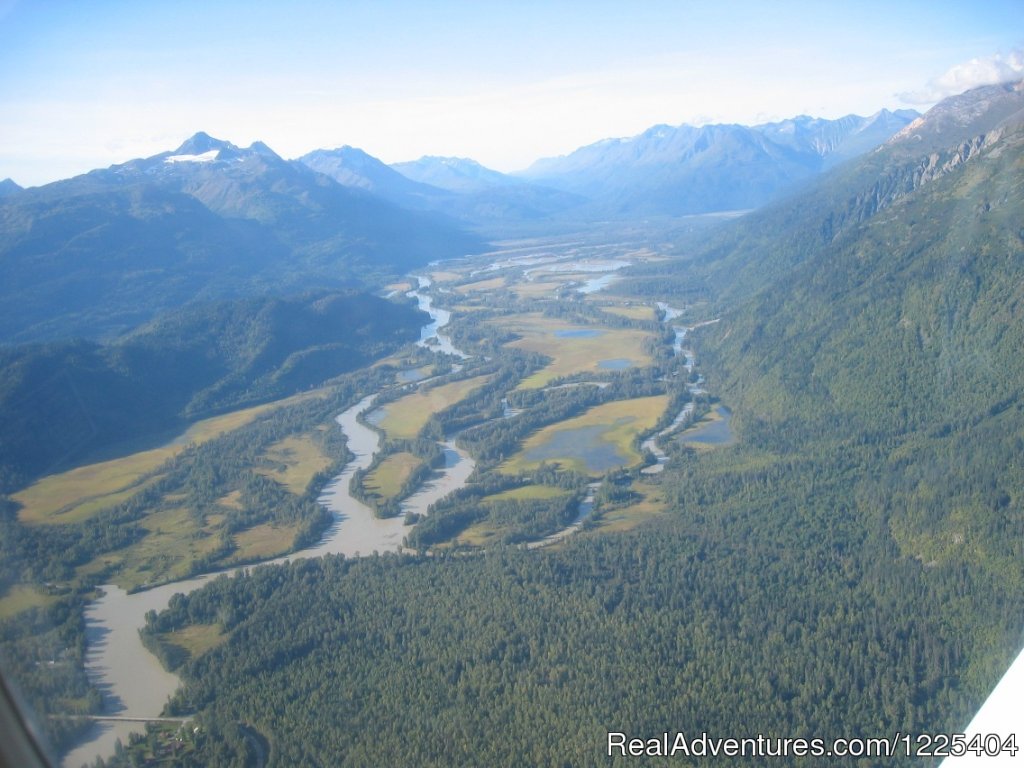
588,479 -> 668,534
257,430 -> 335,495
375,375 -> 491,439
0,584 -> 56,619
362,452 -> 423,501
77,505 -> 226,591
14,389 -> 327,526
482,484 -> 570,502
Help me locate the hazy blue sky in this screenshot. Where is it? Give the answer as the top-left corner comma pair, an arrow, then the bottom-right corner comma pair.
1,0 -> 1022,186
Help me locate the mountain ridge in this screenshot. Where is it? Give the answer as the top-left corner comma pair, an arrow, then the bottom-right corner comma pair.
659,80 -> 1024,303
519,109 -> 921,215
0,133 -> 485,343
391,155 -> 518,192
0,290 -> 427,491
299,148 -> 586,230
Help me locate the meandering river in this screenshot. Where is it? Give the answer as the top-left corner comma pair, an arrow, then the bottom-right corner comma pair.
641,305 -> 724,472
64,284 -> 475,767
64,256 -> 640,767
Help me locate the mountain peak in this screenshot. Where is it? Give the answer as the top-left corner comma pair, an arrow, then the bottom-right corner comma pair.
246,140 -> 279,159
886,79 -> 1024,153
297,144 -> 453,205
417,155 -> 485,169
164,134 -> 282,165
0,178 -> 23,196
316,145 -> 381,163
173,132 -> 237,156
391,156 -> 512,192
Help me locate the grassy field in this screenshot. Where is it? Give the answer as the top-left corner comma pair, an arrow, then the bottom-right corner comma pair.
453,521 -> 504,547
13,450 -> 174,527
76,504 -> 302,589
375,375 -> 491,440
362,452 -> 422,500
14,389 -> 327,526
0,584 -> 56,619
79,505 -> 227,591
508,280 -> 566,300
216,490 -> 244,509
589,479 -> 668,534
493,314 -> 653,389
455,276 -> 506,294
500,395 -> 668,476
257,431 -> 334,495
230,522 -> 303,562
159,623 -> 227,663
428,270 -> 462,283
482,484 -> 569,503
602,304 -> 654,320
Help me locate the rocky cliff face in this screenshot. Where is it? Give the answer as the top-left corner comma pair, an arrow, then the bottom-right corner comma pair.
829,129 -> 1019,242
886,79 -> 1024,155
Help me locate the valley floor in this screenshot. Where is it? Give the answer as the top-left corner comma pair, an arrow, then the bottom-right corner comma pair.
3,227 -> 1020,768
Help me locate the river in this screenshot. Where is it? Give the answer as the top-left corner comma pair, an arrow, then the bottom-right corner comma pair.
408,276 -> 468,359
65,255 -> 650,766
64,282 -> 475,767
641,305 -> 718,472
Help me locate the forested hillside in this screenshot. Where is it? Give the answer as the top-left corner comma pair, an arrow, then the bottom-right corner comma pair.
696,84 -> 1024,575
641,81 -> 1024,304
0,134 -> 484,343
0,291 -> 426,491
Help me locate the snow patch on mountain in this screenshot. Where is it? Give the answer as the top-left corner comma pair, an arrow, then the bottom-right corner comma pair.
164,149 -> 220,164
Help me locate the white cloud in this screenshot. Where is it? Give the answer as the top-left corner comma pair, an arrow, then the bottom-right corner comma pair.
900,49 -> 1024,104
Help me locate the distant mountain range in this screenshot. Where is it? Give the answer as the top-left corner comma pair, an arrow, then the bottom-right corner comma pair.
0,178 -> 22,197
674,81 -> 1024,302
298,110 -> 919,224
299,148 -> 585,226
518,109 -> 920,215
0,107 -> 926,343
299,146 -> 446,208
392,155 -> 517,192
0,133 -> 483,342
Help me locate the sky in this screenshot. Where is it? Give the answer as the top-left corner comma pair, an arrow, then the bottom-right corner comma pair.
0,0 -> 1022,187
